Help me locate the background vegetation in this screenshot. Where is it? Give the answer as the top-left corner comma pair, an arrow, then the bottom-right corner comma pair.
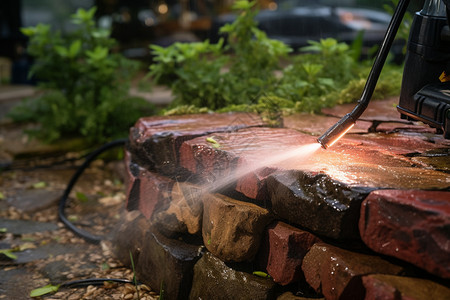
9,0 -> 406,142
150,0 -> 404,122
8,7 -> 156,143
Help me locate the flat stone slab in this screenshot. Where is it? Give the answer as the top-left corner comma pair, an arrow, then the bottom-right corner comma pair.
128,113 -> 263,175
1,242 -> 84,265
6,189 -> 63,213
189,252 -> 276,300
302,137 -> 449,190
0,268 -> 40,299
0,218 -> 59,235
301,243 -> 405,300
284,99 -> 412,136
321,98 -> 402,121
359,189 -> 450,279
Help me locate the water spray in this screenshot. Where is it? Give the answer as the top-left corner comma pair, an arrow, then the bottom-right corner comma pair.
317,0 -> 410,149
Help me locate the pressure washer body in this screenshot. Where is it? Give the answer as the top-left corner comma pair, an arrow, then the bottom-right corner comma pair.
397,0 -> 450,138
318,0 -> 450,148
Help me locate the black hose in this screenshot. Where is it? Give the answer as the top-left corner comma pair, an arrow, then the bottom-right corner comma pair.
58,138 -> 127,244
61,278 -> 137,288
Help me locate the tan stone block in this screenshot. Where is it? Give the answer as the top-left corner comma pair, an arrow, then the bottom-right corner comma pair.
153,182 -> 203,236
202,193 -> 272,262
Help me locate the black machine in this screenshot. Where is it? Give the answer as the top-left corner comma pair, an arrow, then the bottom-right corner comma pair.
318,0 -> 450,149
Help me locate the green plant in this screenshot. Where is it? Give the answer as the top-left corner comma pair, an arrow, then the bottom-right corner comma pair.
254,95 -> 294,127
9,7 -> 156,143
219,0 -> 291,102
129,251 -> 140,299
149,0 -> 291,111
274,38 -> 360,113
148,0 -> 403,118
150,40 -> 228,110
336,64 -> 403,104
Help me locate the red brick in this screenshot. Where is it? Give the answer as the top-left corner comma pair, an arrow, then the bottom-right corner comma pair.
124,156 -> 174,219
359,189 -> 450,279
301,243 -> 404,300
179,127 -> 317,202
362,274 -> 450,300
258,221 -> 321,286
128,113 -> 263,175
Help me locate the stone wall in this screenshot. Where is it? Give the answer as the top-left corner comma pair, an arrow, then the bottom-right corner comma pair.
114,104 -> 450,300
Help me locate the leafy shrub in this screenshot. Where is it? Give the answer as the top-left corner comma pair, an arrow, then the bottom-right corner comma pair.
149,40 -> 228,110
148,0 -> 403,118
8,7 -> 156,143
149,0 -> 291,111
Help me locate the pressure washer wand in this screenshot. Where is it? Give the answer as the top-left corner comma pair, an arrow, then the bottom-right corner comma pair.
317,0 -> 411,149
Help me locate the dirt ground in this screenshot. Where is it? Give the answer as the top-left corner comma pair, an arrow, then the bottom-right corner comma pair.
0,133 -> 159,299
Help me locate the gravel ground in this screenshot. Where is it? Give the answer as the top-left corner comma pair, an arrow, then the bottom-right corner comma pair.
0,152 -> 159,299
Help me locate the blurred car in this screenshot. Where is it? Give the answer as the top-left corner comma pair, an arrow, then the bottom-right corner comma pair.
210,0 -> 403,58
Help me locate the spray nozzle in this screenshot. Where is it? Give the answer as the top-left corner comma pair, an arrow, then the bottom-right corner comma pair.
317,114 -> 355,149
317,0 -> 410,149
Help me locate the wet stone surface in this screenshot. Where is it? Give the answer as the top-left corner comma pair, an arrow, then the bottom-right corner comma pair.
359,189 -> 450,279
266,170 -> 372,240
112,211 -> 149,268
136,227 -> 204,300
125,165 -> 174,219
179,127 -> 318,202
285,99 -> 415,136
301,243 -> 405,300
121,103 -> 450,298
362,274 -> 450,300
189,251 -> 276,300
257,221 -> 321,286
202,192 -> 272,262
303,137 -> 449,190
128,113 -> 264,176
152,182 -> 204,237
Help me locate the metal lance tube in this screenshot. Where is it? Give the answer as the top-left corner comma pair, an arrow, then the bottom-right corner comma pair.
317,0 -> 411,149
